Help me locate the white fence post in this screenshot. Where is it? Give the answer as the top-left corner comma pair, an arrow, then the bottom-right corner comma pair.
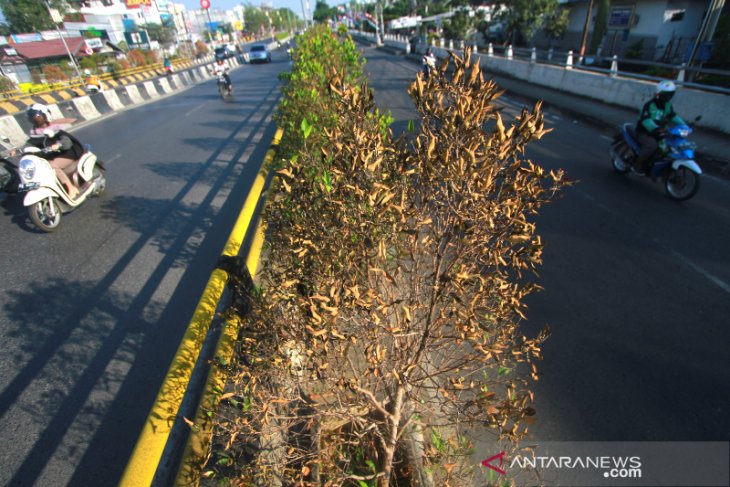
488,42 -> 494,57
531,47 -> 537,63
676,63 -> 686,82
449,39 -> 454,49
473,42 -> 478,54
507,44 -> 513,59
548,47 -> 554,60
610,55 -> 618,77
566,50 -> 573,70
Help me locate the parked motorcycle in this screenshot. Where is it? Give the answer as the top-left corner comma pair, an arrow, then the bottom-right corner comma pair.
609,122 -> 701,201
6,132 -> 106,232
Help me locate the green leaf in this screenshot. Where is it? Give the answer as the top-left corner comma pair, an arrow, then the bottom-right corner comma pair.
322,170 -> 332,192
498,366 -> 511,375
301,118 -> 313,140
365,459 -> 377,473
408,119 -> 415,132
358,481 -> 369,487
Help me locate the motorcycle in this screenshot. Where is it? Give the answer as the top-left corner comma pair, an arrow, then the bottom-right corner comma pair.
1,150 -> 20,194
9,131 -> 106,232
609,122 -> 701,201
217,75 -> 232,100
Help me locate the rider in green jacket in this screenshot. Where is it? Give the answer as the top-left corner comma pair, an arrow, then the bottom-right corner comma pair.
634,80 -> 685,175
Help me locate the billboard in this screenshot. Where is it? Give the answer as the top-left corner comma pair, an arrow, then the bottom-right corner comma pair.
124,31 -> 150,49
125,0 -> 153,9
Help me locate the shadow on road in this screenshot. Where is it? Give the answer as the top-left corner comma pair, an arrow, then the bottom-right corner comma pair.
0,78 -> 282,486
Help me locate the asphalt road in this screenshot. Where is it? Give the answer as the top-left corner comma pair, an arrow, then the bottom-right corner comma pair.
0,52 -> 288,486
361,46 -> 730,469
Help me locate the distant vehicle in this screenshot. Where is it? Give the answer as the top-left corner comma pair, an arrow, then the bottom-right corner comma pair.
214,44 -> 236,61
248,43 -> 272,64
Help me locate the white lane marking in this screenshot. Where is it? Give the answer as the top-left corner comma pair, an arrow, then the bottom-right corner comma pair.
576,188 -> 730,296
185,104 -> 204,117
599,135 -> 612,141
668,249 -> 730,295
106,154 -> 121,164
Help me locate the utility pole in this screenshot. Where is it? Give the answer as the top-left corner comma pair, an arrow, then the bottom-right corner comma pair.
44,0 -> 83,82
300,0 -> 308,28
686,0 -> 726,78
578,0 -> 595,63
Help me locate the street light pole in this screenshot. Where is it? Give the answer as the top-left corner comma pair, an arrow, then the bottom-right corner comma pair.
578,0 -> 595,63
44,0 -> 83,82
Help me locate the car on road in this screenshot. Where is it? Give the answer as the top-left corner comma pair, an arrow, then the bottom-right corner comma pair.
248,43 -> 272,64
214,44 -> 236,61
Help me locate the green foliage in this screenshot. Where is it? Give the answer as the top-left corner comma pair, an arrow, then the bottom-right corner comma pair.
624,38 -> 645,60
144,22 -> 176,46
442,10 -> 472,41
313,0 -> 336,23
0,0 -> 65,33
498,0 -> 565,45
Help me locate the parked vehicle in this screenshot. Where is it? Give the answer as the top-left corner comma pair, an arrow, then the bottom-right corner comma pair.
609,121 -> 701,201
3,132 -> 106,232
248,44 -> 272,64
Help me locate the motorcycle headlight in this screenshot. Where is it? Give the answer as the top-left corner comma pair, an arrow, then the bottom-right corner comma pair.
19,158 -> 36,181
678,128 -> 690,138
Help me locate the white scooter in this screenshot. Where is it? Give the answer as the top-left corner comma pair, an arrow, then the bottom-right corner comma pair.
11,131 -> 106,232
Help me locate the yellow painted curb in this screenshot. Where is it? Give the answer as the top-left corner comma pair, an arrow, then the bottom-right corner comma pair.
119,127 -> 284,487
174,128 -> 284,486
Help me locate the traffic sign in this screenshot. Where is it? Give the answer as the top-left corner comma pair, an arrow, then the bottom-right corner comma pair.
200,0 -> 210,9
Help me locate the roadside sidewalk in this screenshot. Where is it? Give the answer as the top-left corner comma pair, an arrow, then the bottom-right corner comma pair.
393,48 -> 730,179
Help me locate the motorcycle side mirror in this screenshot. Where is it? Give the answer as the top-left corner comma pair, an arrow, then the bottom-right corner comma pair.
43,128 -> 57,138
693,115 -> 702,122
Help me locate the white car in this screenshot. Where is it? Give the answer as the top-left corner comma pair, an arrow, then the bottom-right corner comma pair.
248,44 -> 272,64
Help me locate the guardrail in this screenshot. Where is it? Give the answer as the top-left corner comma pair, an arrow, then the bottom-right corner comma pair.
0,56 -> 213,101
353,30 -> 730,134
357,30 -> 730,95
119,128 -> 283,487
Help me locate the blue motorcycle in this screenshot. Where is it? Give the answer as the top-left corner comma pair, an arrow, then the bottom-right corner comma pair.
609,123 -> 701,201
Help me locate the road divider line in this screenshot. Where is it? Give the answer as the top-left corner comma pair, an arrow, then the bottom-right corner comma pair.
118,127 -> 283,487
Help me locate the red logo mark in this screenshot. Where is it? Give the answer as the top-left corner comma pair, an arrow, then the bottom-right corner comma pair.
482,452 -> 507,475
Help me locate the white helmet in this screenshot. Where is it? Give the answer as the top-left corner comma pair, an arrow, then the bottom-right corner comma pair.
84,68 -> 92,76
26,103 -> 51,122
656,80 -> 677,94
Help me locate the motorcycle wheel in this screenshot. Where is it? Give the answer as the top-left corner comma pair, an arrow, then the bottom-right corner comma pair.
92,166 -> 106,196
29,197 -> 62,232
609,140 -> 631,173
218,83 -> 226,99
665,167 -> 700,201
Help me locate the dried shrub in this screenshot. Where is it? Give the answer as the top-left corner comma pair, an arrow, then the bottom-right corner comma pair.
126,49 -> 147,67
204,33 -> 568,487
42,65 -> 68,83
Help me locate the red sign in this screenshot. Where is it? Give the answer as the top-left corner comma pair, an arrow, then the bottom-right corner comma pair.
200,0 -> 210,9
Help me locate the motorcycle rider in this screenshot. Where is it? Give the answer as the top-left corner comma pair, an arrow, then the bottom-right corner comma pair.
422,48 -> 436,79
213,58 -> 232,93
634,80 -> 686,175
26,103 -> 85,199
84,69 -> 103,93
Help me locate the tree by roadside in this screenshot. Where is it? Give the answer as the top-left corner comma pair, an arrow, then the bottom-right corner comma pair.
498,0 -> 567,46
0,0 -> 66,34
